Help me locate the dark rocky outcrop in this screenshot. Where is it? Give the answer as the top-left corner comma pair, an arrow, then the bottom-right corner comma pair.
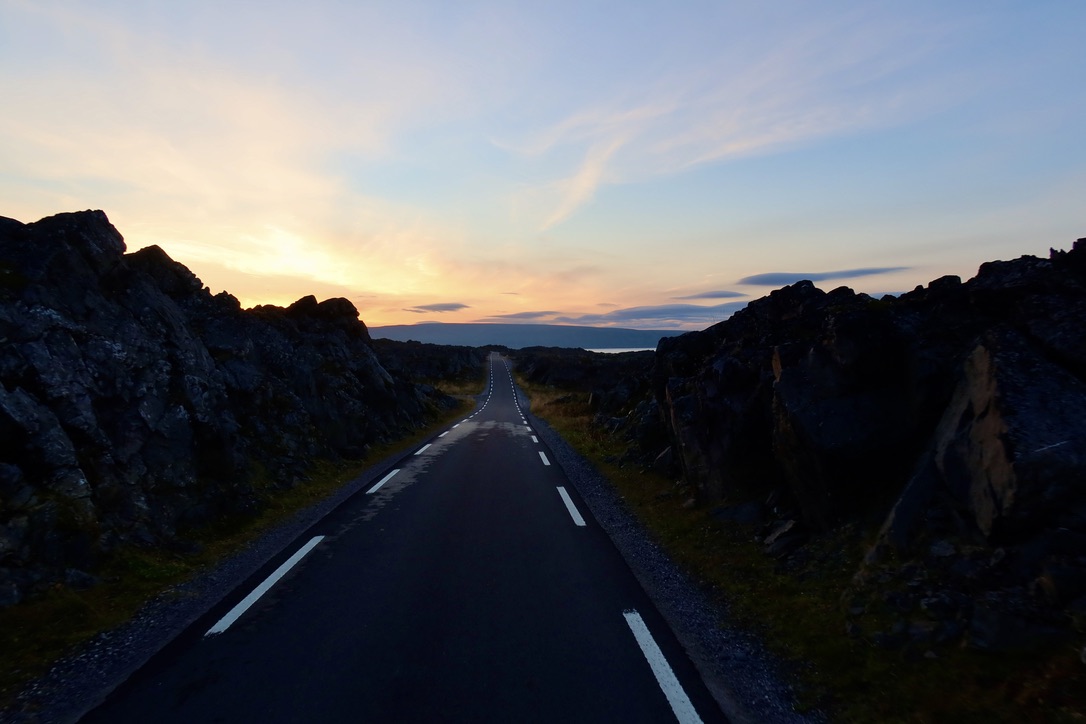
0,210 -> 453,606
512,347 -> 668,457
577,238 -> 1086,656
513,346 -> 655,414
371,338 -> 493,386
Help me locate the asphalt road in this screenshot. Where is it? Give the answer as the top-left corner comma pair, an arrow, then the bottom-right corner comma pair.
81,353 -> 726,723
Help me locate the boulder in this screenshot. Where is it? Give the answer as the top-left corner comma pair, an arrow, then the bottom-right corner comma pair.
934,329 -> 1086,541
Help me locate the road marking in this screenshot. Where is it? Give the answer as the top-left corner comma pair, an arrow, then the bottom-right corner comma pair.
205,536 -> 325,637
438,431 -> 449,438
414,444 -> 432,455
622,610 -> 702,724
556,487 -> 586,526
525,425 -> 532,431
539,451 -> 550,466
531,436 -> 538,443
367,469 -> 400,494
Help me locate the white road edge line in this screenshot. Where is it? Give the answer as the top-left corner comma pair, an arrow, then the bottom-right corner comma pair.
538,451 -> 551,466
205,536 -> 325,637
438,431 -> 449,438
414,443 -> 432,455
531,436 -> 539,443
556,486 -> 586,527
622,610 -> 703,724
366,468 -> 400,494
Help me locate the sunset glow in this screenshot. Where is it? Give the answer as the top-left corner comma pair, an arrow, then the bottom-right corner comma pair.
3,1 -> 1084,329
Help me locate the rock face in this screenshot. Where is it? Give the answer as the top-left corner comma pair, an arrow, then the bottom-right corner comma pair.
512,347 -> 667,456
650,238 -> 1086,652
0,210 -> 452,605
371,338 -> 491,385
514,347 -> 655,414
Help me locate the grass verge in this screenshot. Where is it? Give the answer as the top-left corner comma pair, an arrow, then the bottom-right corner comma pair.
0,391 -> 476,709
518,378 -> 1086,723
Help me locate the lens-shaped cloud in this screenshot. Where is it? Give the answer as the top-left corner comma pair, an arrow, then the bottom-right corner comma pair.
404,302 -> 470,313
738,267 -> 909,286
671,290 -> 745,300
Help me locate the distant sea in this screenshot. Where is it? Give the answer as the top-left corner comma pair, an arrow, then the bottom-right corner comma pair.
587,348 -> 654,354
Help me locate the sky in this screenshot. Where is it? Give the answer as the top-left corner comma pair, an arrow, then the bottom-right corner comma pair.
2,1 -> 1084,330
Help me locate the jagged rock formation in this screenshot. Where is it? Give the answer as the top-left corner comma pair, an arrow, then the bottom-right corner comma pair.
648,239 -> 1086,652
0,210 -> 452,606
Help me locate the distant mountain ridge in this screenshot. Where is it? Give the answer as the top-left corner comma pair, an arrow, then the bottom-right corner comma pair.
370,322 -> 683,349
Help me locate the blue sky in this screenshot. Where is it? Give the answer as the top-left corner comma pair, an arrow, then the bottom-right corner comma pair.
2,0 -> 1084,328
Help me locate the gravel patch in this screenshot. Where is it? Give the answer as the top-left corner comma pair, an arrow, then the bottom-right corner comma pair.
518,388 -> 823,723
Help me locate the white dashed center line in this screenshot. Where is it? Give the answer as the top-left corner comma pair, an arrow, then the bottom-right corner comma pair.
556,486 -> 586,527
366,468 -> 400,494
622,610 -> 702,723
205,536 -> 325,637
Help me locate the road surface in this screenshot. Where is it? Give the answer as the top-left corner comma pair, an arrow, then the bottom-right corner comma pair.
82,352 -> 725,723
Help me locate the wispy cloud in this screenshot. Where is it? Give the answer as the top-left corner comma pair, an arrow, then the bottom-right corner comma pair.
542,136 -> 627,229
404,302 -> 470,313
503,7 -> 958,227
738,267 -> 909,287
